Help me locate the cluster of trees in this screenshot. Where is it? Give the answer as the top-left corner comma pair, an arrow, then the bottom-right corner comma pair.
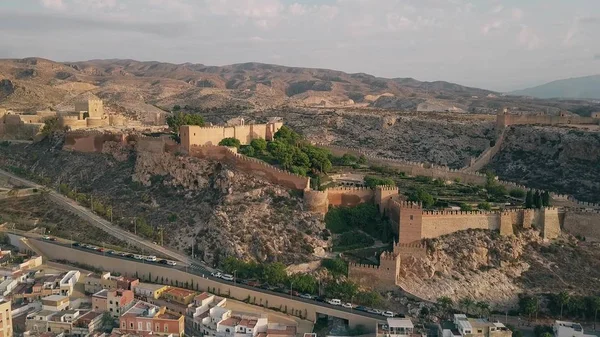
234,126 -> 333,176
408,188 -> 435,208
519,293 -> 600,322
220,256 -> 381,306
525,190 -> 551,209
331,153 -> 367,167
333,231 -> 375,252
324,203 -> 394,243
166,112 -> 205,132
436,297 -> 492,319
41,116 -> 67,136
363,175 -> 395,188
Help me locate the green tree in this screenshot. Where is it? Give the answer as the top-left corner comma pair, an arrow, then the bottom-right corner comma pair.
101,312 -> 116,330
41,116 -> 65,135
166,112 -> 205,133
589,296 -> 600,331
321,258 -> 348,276
459,297 -> 475,316
408,188 -> 435,208
357,155 -> 367,165
250,138 -> 267,152
218,137 -> 241,148
263,262 -> 287,285
541,191 -> 551,207
476,301 -> 491,318
534,191 -> 543,209
173,105 -> 181,111
240,146 -> 255,156
437,296 -> 454,319
519,295 -> 539,321
289,273 -> 317,294
364,176 -> 395,188
510,188 -> 526,199
557,291 -> 570,319
274,125 -> 301,145
460,203 -> 473,211
477,202 -> 491,211
525,190 -> 534,208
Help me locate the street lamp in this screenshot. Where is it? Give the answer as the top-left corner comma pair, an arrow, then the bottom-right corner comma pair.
290,281 -> 294,299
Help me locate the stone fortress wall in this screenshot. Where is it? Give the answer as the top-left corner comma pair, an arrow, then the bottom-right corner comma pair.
180,120 -> 283,151
496,109 -> 600,129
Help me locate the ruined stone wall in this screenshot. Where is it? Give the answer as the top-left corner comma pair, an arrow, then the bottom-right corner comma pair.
63,131 -> 126,153
189,145 -> 310,191
59,115 -> 87,130
348,263 -> 396,290
563,211 -> 600,242
497,113 -> 599,128
326,186 -> 374,207
421,211 -> 500,239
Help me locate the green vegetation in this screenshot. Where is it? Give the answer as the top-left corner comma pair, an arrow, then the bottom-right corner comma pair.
364,175 -> 395,188
239,126 -> 332,176
324,203 -> 394,242
525,190 -> 551,209
41,116 -> 66,135
509,188 -> 526,198
333,231 -> 375,252
477,202 -> 492,211
221,256 -> 380,306
218,137 -> 241,148
408,188 -> 435,208
166,112 -> 205,132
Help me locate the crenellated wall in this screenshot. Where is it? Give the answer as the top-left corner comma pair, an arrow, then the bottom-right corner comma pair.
348,251 -> 399,290
326,186 -> 374,207
63,131 -> 127,153
303,189 -> 329,214
563,210 -> 600,242
421,210 -> 501,239
497,112 -> 600,128
180,122 -> 283,151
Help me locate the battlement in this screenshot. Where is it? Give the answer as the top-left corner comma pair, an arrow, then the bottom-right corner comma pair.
395,242 -> 426,249
65,130 -> 106,137
380,251 -> 396,261
375,185 -> 397,191
325,186 -> 373,192
397,201 -> 422,209
422,210 -> 496,216
348,263 -> 379,270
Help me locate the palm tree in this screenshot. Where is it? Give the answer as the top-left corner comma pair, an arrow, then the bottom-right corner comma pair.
557,291 -> 570,319
460,297 -> 475,316
437,296 -> 454,319
476,301 -> 491,319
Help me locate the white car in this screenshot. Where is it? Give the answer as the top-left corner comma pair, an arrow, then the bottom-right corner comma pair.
342,303 -> 353,309
211,272 -> 222,278
221,274 -> 234,281
382,311 -> 395,317
327,299 -> 342,306
145,256 -> 157,262
299,293 -> 313,299
166,260 -> 177,266
133,254 -> 143,260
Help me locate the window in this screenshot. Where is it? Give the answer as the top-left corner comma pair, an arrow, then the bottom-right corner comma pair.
110,308 -> 113,312
130,322 -> 134,329
155,323 -> 160,332
110,301 -> 113,304
164,324 -> 169,332
477,330 -> 482,334
138,322 -> 143,330
410,215 -> 414,220
122,322 -> 126,329
147,322 -> 152,331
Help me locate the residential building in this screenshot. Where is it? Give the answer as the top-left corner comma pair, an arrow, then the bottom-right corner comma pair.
58,271 -> 80,297
132,283 -> 169,300
84,272 -> 139,294
0,300 -> 12,337
553,321 -> 596,337
119,300 -> 184,337
161,287 -> 196,305
439,315 -> 511,337
41,295 -> 70,312
26,309 -> 95,335
377,318 -> 425,337
71,311 -> 104,337
0,278 -> 18,296
92,289 -> 108,311
266,323 -> 297,337
107,289 -> 135,318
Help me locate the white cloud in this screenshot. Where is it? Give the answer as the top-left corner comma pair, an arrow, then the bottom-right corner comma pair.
512,8 -> 524,21
387,13 -> 413,31
40,0 -> 65,10
517,26 -> 541,50
288,3 -> 306,16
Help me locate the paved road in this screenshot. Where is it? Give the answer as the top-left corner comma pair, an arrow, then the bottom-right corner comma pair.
0,168 -> 202,268
24,235 -> 387,322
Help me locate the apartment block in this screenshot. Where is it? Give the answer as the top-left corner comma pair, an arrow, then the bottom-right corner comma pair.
119,300 -> 184,337
0,300 -> 12,337
439,315 -> 511,337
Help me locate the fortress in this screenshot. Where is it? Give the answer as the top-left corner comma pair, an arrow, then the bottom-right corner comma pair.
496,108 -> 600,128
180,118 -> 283,152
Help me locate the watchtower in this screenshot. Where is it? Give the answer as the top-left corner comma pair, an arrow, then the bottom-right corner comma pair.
398,201 -> 423,244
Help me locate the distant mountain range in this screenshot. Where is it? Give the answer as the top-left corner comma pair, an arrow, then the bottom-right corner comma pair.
511,75 -> 600,100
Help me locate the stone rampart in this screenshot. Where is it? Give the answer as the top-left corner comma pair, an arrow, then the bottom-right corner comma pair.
421,211 -> 500,238
63,131 -> 126,153
85,117 -> 108,128
541,207 -> 561,240
462,128 -> 506,173
303,189 -> 329,214
180,122 -> 283,151
135,136 -> 167,154
393,242 -> 427,258
497,113 -> 600,128
326,186 -> 374,207
189,145 -> 310,191
563,211 -> 600,242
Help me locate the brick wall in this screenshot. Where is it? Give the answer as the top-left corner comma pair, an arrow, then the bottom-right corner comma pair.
180,122 -> 283,151
326,187 -> 374,207
421,211 -> 500,239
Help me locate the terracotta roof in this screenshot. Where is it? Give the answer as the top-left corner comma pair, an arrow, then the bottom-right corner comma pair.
163,287 -> 196,298
194,292 -> 211,301
267,325 -> 297,336
221,317 -> 242,327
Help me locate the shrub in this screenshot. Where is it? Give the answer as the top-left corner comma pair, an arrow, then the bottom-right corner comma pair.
218,137 -> 241,148
364,175 -> 395,188
477,202 -> 491,211
509,188 -> 526,198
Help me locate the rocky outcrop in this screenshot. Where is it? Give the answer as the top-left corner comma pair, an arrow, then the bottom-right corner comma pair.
0,79 -> 15,99
488,126 -> 600,202
0,141 -> 326,265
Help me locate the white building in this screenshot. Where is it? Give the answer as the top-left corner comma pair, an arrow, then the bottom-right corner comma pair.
59,270 -> 80,296
554,321 -> 596,337
0,278 -> 18,296
377,318 -> 424,337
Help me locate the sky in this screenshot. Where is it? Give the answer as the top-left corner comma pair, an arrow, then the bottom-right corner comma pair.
0,0 -> 599,92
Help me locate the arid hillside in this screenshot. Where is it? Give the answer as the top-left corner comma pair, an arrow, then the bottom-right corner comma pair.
487,126 -> 600,203
0,140 -> 325,266
1,57 -> 598,120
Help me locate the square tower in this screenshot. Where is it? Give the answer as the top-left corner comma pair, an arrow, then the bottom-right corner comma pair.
398,202 -> 423,244
75,99 -> 104,119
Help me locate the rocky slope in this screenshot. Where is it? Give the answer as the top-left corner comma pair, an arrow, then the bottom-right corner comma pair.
398,229 -> 600,309
0,140 -> 325,265
487,126 -> 600,203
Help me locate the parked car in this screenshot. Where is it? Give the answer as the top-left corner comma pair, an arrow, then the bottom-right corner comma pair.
42,236 -> 55,241
109,250 -> 119,255
288,290 -> 299,297
211,272 -> 222,278
327,299 -> 342,306
221,274 -> 234,281
382,311 -> 395,317
355,306 -> 367,312
133,255 -> 143,260
124,253 -> 134,258
72,242 -> 81,247
299,293 -> 313,299
247,280 -> 261,287
342,303 -> 353,309
145,256 -> 157,262
369,309 -> 382,315
158,259 -> 168,264
166,260 -> 177,266
97,248 -> 105,252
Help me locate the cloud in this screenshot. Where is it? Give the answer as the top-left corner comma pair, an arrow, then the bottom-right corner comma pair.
512,8 -> 524,21
288,3 -> 306,16
594,54 -> 600,60
517,26 -> 541,50
40,0 -> 65,10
